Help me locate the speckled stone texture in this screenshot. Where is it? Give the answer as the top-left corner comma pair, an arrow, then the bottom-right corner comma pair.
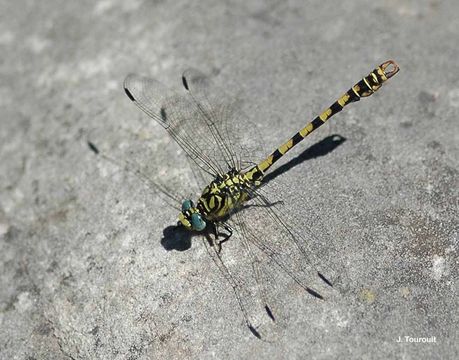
1,0 -> 458,359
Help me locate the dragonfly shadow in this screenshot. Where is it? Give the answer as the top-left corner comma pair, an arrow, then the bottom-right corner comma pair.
161,225 -> 195,251
263,134 -> 346,184
161,223 -> 230,252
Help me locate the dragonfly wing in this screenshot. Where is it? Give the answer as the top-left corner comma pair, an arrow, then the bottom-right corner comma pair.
124,74 -> 229,181
203,228 -> 278,338
181,68 -> 266,172
228,189 -> 336,303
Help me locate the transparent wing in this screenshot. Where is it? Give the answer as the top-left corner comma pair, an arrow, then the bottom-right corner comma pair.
203,190 -> 336,337
224,187 -> 336,309
86,136 -> 184,212
124,73 -> 227,182
255,178 -> 345,285
181,69 -> 266,172
202,234 -> 269,338
181,69 -> 240,171
236,195 -> 331,299
124,70 -> 266,188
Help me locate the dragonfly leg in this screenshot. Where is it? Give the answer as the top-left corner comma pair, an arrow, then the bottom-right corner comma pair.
212,222 -> 233,254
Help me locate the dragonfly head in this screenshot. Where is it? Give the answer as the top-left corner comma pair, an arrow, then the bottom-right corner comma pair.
178,199 -> 206,231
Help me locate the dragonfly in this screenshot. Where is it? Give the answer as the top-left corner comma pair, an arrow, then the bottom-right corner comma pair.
118,60 -> 399,338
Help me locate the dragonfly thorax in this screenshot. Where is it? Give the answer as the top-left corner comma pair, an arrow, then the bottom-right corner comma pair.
197,169 -> 257,222
179,169 -> 258,231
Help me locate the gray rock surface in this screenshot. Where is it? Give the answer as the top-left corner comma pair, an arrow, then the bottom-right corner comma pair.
1,0 -> 458,359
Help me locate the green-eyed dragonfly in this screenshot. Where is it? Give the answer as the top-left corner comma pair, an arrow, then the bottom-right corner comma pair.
96,60 -> 399,338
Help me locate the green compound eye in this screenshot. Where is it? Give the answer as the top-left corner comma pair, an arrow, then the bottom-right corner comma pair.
191,213 -> 206,231
182,199 -> 193,212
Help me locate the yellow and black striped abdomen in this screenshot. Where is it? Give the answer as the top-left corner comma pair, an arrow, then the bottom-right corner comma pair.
245,60 -> 399,182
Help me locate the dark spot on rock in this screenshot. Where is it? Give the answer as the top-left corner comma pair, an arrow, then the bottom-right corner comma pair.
159,333 -> 169,343
160,293 -> 173,307
47,208 -> 69,223
14,265 -> 26,280
182,314 -> 192,322
400,121 -> 413,128
365,153 -> 377,162
89,326 -> 99,335
3,296 -> 17,312
34,322 -> 53,336
46,260 -> 59,273
86,256 -> 103,273
60,272 -> 74,286
4,225 -> 19,243
427,140 -> 441,150
418,90 -> 437,104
